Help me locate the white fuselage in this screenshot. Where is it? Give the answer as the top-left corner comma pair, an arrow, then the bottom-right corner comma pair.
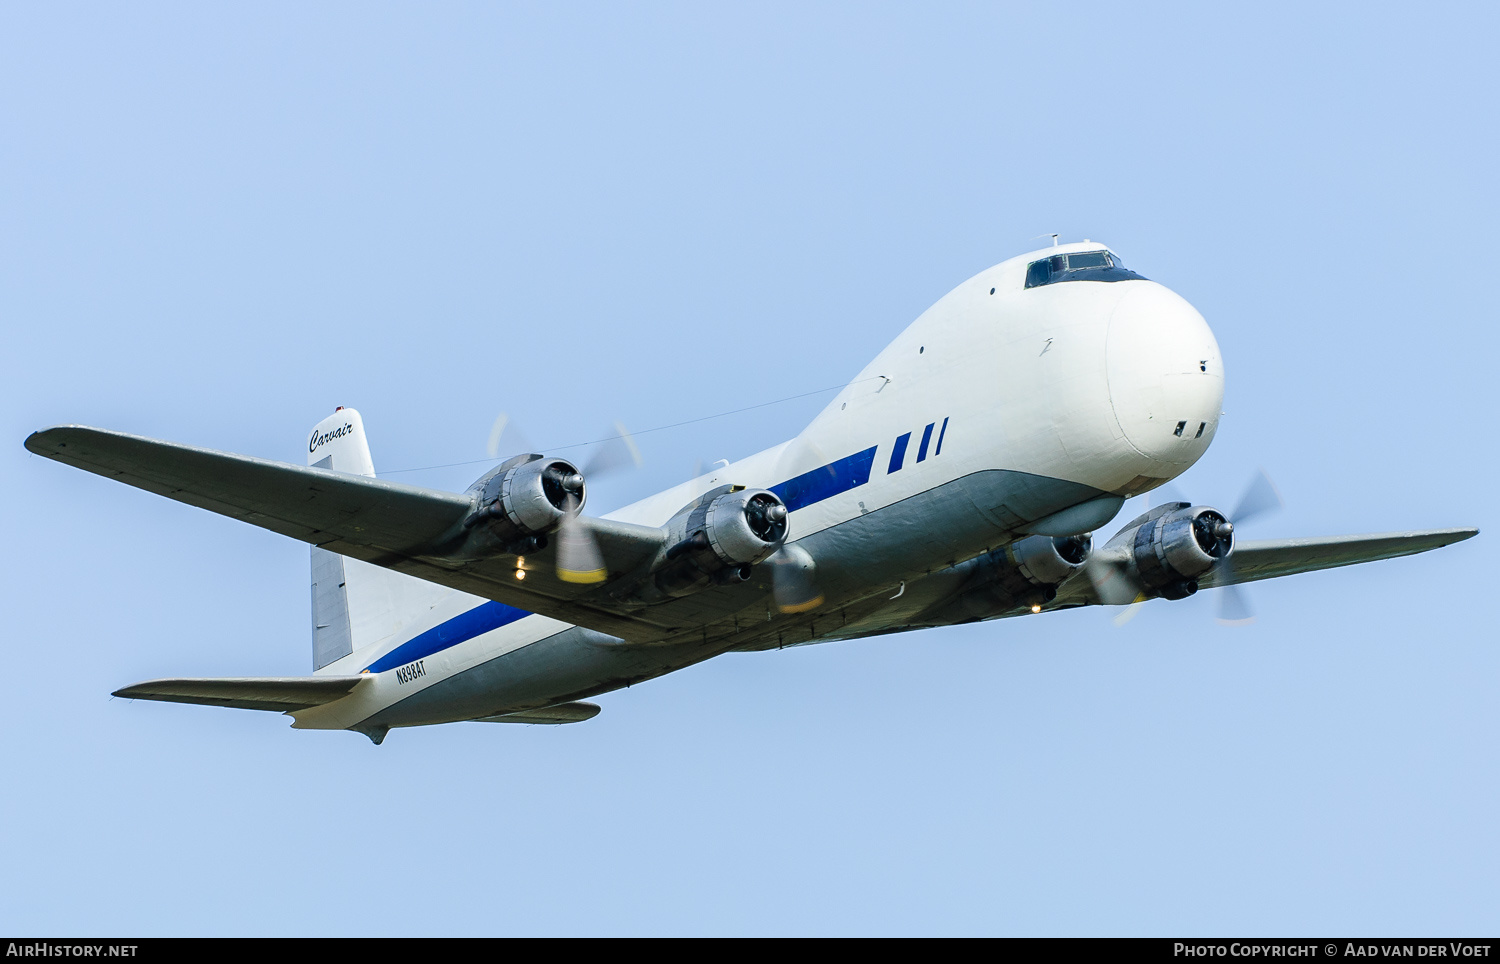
294,242 -> 1224,733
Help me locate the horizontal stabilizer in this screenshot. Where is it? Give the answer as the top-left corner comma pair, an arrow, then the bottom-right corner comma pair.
1198,527 -> 1479,587
474,701 -> 601,725
114,676 -> 366,712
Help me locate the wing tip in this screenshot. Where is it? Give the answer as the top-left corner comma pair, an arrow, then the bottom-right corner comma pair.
24,424 -> 114,458
112,677 -> 179,700
24,425 -> 69,456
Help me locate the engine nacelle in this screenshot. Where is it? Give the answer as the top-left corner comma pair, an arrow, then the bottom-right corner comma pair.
1105,502 -> 1232,599
463,454 -> 585,554
1008,532 -> 1092,589
703,488 -> 788,567
960,533 -> 1092,616
653,487 -> 789,597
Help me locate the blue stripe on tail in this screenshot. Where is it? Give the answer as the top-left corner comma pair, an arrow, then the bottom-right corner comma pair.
365,601 -> 531,674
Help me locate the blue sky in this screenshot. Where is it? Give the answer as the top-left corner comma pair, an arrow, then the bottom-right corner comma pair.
3,2 -> 1496,935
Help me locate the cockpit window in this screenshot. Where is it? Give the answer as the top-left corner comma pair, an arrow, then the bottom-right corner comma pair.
1024,250 -> 1146,288
1065,251 -> 1110,270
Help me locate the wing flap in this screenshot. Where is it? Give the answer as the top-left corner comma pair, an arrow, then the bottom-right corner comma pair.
1199,528 -> 1479,588
113,676 -> 366,712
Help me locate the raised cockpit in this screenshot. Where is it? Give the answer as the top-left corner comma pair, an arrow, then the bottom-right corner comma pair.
1024,249 -> 1146,289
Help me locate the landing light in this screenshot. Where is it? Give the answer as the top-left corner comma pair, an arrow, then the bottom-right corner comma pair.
515,569 -> 526,581
1031,604 -> 1042,613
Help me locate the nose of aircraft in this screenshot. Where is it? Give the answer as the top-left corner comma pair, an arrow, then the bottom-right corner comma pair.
1106,282 -> 1223,470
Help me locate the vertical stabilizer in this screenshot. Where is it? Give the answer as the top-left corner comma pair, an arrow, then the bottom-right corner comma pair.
308,407 -> 376,477
306,408 -> 452,671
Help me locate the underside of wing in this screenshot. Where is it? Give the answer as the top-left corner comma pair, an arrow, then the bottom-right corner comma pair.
113,676 -> 366,712
1197,528 -> 1479,588
26,425 -> 472,555
1043,527 -> 1478,609
25,426 -> 671,640
824,525 -> 1482,642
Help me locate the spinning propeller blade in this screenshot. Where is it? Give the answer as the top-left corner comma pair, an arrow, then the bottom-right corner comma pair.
1112,597 -> 1147,627
1210,469 -> 1284,625
1229,469 -> 1283,527
487,415 -> 643,481
1215,582 -> 1255,625
486,413 -> 535,460
555,493 -> 606,584
767,543 -> 823,613
582,421 -> 643,478
1085,555 -> 1141,608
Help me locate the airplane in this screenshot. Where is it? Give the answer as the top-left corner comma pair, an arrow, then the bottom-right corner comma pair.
24,240 -> 1478,744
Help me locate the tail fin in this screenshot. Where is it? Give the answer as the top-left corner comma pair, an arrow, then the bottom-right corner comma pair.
307,409 -> 452,671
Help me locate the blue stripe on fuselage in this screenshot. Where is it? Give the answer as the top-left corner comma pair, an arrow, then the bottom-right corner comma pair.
771,445 -> 877,512
887,433 -> 911,473
916,422 -> 935,462
369,442 -> 888,675
364,600 -> 532,674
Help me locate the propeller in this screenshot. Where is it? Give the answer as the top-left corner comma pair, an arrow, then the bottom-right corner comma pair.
1084,553 -> 1141,608
556,492 -> 607,584
487,413 -> 535,460
766,543 -> 823,613
489,413 -> 643,476
1083,552 -> 1147,625
1208,469 -> 1284,625
581,422 -> 644,478
559,423 -> 644,583
761,434 -> 832,613
488,414 -> 643,585
1085,469 -> 1283,626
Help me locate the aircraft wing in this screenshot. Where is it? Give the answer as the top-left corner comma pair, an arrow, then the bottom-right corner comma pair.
25,426 -> 671,640
1048,526 -> 1477,609
1196,528 -> 1478,588
27,424 -> 476,549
